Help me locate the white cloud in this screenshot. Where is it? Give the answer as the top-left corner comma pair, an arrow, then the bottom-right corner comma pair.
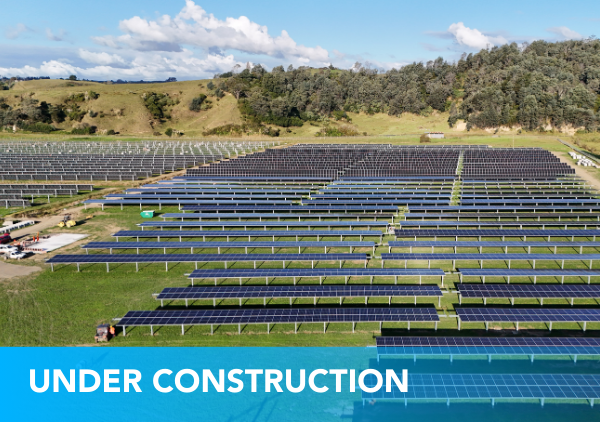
78,49 -> 126,66
547,26 -> 582,40
0,50 -> 240,81
45,28 -> 67,42
5,23 -> 33,40
92,0 -> 329,63
447,22 -> 507,49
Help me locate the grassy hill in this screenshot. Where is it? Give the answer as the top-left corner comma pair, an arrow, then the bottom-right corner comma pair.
2,77 -> 590,141
5,78 -> 245,137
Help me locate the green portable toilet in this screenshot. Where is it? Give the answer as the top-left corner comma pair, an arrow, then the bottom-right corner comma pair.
140,210 -> 155,218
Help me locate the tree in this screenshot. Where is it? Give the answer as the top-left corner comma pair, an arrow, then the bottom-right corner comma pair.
68,75 -> 77,81
165,128 -> 173,137
189,94 -> 207,112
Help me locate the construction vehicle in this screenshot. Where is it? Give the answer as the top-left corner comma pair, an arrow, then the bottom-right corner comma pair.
58,214 -> 76,228
95,324 -> 113,342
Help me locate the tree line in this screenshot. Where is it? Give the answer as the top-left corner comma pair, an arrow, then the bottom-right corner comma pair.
214,39 -> 600,132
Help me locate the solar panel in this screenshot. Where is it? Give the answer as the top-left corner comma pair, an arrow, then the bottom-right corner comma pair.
457,307 -> 600,322
458,284 -> 600,298
395,229 -> 600,238
112,230 -> 382,239
400,221 -> 600,227
188,268 -> 445,278
87,199 -> 294,205
376,336 -> 600,347
137,221 -> 389,228
83,241 -> 376,249
408,206 -> 600,212
382,253 -> 600,260
362,373 -> 600,400
116,307 -> 440,326
458,269 -> 600,276
390,240 -> 600,248
159,213 -> 393,219
178,205 -> 400,212
46,253 -> 368,264
156,285 -> 442,300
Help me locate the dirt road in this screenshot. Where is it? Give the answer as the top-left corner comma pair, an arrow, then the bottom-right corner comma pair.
0,260 -> 41,279
553,151 -> 600,191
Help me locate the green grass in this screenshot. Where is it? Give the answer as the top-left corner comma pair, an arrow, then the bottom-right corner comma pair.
3,204 -> 600,347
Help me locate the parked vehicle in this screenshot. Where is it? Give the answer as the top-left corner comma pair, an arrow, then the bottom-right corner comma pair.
0,233 -> 12,244
5,250 -> 26,260
0,244 -> 18,254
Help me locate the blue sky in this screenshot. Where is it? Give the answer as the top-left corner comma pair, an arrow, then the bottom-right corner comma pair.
0,0 -> 598,80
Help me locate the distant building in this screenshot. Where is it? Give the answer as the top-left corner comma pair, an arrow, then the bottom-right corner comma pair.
426,132 -> 445,139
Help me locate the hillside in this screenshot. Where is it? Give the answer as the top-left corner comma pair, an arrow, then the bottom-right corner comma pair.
2,79 -> 244,137
0,77 -> 459,138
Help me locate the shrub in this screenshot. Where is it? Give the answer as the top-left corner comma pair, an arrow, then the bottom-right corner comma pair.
71,126 -> 96,135
332,110 -> 351,121
165,128 -> 173,137
107,129 -> 115,135
189,94 -> 207,112
16,121 -> 56,133
419,134 -> 431,143
315,125 -> 359,137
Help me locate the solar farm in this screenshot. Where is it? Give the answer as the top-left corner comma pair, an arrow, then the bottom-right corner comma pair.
5,140 -> 600,410
6,141 -> 590,350
7,142 -> 600,347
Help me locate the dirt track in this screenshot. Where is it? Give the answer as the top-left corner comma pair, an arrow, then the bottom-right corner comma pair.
553,151 -> 600,191
0,260 -> 41,279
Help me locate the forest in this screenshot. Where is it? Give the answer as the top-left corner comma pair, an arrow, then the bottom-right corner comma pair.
214,39 -> 600,132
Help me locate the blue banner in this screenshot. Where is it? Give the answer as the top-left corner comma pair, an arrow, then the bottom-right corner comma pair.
2,347 -> 599,422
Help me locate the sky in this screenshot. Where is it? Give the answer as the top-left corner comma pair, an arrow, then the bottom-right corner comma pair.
0,0 -> 598,81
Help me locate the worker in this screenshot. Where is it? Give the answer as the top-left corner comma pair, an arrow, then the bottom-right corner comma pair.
109,326 -> 116,338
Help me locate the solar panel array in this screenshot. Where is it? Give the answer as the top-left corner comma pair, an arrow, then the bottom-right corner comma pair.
376,336 -> 600,347
458,284 -> 600,298
0,184 -> 93,208
116,307 -> 439,326
462,148 -> 575,179
0,140 -> 266,181
157,285 -> 442,300
186,145 -> 464,178
457,308 -> 600,322
376,336 -> 600,356
60,144 -> 600,340
362,373 -> 600,400
188,268 -> 445,279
